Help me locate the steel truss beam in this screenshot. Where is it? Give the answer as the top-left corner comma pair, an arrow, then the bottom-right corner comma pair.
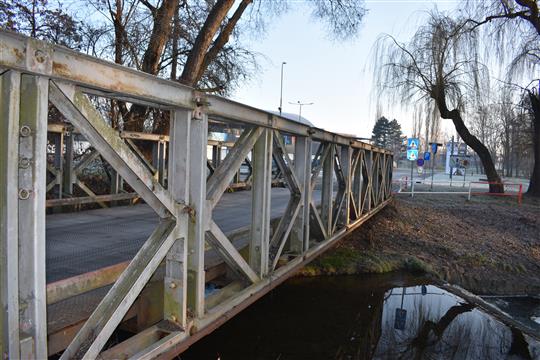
60,220 -> 177,359
250,129 -> 273,277
0,71 -> 49,359
206,127 -> 263,208
49,82 -> 176,218
0,30 -> 393,153
268,131 -> 303,270
0,31 -> 394,360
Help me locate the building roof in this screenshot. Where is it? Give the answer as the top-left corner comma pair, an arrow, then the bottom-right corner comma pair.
268,111 -> 314,127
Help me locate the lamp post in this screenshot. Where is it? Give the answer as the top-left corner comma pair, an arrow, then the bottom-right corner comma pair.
279,62 -> 286,116
289,100 -> 314,122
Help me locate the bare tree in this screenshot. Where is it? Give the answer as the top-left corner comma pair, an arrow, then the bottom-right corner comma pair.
0,0 -> 83,48
82,0 -> 367,133
6,0 -> 368,134
464,0 -> 540,195
527,85 -> 540,195
373,13 -> 503,192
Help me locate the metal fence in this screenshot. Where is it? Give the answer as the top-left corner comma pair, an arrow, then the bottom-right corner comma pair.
0,30 -> 393,359
393,178 -> 524,204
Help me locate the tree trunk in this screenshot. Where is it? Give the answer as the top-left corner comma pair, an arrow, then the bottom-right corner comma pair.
527,90 -> 540,196
178,0 -> 236,86
170,2 -> 180,80
123,0 -> 179,132
110,0 -> 124,130
433,87 -> 503,193
193,0 -> 253,85
140,0 -> 179,75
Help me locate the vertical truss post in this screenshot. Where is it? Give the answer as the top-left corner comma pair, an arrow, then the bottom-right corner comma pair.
321,143 -> 334,236
366,150 -> 373,211
387,154 -> 393,199
340,145 -> 352,226
250,129 -> 273,277
187,113 -> 207,318
110,169 -> 120,207
18,74 -> 49,358
212,145 -> 221,168
158,140 -> 167,186
0,70 -> 21,360
152,141 -> 159,172
379,153 -> 386,202
291,136 -> 311,253
353,150 -> 362,217
152,141 -> 166,185
373,153 -> 380,206
62,130 -> 74,195
53,132 -> 64,197
164,109 -> 191,327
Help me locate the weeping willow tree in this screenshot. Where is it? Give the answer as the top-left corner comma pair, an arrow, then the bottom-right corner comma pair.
464,0 -> 540,196
373,12 -> 504,192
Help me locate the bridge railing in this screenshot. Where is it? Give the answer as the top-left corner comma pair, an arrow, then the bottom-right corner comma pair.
0,30 -> 393,359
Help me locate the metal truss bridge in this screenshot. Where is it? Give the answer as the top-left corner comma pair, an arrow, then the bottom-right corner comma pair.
0,31 -> 393,359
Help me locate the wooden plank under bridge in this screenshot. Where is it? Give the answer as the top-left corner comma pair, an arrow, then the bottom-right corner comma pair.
0,30 -> 393,359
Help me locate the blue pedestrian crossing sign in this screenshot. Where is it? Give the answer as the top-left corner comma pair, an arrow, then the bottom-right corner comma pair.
407,138 -> 419,150
424,152 -> 431,161
407,150 -> 418,161
407,137 -> 419,161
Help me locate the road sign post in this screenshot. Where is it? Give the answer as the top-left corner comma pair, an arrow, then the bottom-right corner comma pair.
407,138 -> 419,196
429,142 -> 442,190
431,152 -> 435,190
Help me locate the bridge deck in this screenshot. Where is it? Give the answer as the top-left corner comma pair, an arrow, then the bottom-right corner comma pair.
45,188 -> 323,351
46,188 -> 321,283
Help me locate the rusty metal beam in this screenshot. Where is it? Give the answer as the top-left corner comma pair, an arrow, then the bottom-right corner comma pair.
0,30 -> 391,154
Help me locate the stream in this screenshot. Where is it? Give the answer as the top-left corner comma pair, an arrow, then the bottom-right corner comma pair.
181,273 -> 540,360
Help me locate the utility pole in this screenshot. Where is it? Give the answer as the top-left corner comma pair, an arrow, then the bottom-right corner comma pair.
289,100 -> 314,122
279,62 -> 286,116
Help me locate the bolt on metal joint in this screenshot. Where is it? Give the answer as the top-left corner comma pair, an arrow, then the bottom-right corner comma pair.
20,125 -> 32,137
18,188 -> 32,200
19,157 -> 32,169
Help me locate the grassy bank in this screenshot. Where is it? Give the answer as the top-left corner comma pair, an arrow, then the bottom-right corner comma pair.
300,195 -> 540,296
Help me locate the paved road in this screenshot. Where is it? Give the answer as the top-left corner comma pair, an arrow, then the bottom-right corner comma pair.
46,188 -> 321,283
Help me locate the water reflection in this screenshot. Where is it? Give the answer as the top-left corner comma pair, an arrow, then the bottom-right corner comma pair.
181,275 -> 540,360
370,286 -> 536,359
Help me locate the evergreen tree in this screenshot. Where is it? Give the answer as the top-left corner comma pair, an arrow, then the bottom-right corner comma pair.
372,116 -> 402,152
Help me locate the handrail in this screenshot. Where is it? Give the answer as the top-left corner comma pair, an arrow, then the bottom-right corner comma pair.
0,30 -> 391,155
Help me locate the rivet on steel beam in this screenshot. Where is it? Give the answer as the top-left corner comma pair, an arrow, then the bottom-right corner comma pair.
169,282 -> 177,289
34,49 -> 46,63
18,188 -> 32,200
170,315 -> 177,322
19,157 -> 32,169
20,125 -> 32,137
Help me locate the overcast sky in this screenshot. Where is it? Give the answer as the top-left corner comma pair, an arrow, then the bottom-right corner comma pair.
231,0 -> 459,138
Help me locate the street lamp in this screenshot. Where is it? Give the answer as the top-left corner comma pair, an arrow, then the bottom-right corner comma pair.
289,100 -> 314,122
279,62 -> 286,116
